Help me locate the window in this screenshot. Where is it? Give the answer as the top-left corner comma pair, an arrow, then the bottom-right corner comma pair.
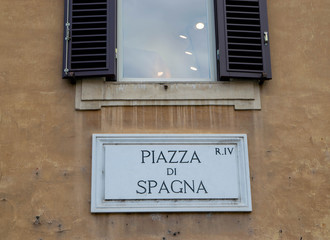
63,0 -> 271,81
63,0 -> 271,110
118,0 -> 216,81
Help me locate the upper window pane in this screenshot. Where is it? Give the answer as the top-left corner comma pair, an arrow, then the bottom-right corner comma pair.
119,0 -> 215,81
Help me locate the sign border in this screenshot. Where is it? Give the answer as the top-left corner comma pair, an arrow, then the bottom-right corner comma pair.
91,134 -> 252,212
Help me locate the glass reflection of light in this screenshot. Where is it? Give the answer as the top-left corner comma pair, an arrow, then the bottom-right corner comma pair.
190,67 -> 198,71
185,51 -> 193,55
179,35 -> 188,39
195,22 -> 204,30
157,72 -> 164,77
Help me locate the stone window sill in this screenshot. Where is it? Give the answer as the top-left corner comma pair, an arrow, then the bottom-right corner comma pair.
75,78 -> 261,110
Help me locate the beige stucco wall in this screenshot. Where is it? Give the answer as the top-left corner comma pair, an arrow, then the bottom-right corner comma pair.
0,0 -> 329,239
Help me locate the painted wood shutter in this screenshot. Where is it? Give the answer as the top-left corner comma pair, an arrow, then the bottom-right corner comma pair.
63,0 -> 116,79
216,0 -> 272,80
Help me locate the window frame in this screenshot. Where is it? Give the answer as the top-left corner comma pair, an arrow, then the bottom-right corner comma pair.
117,0 -> 217,82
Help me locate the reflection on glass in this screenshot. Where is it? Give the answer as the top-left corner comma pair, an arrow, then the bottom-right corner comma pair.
122,0 -> 211,80
195,22 -> 205,30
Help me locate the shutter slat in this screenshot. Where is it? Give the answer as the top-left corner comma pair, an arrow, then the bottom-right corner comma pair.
228,36 -> 261,43
72,53 -> 107,57
70,67 -> 108,71
226,11 -> 259,14
226,0 -> 259,5
72,34 -> 107,39
72,9 -> 107,12
72,34 -> 106,37
229,56 -> 262,59
228,36 -> 260,39
229,49 -> 262,53
227,23 -> 260,27
227,30 -> 260,33
227,5 -> 259,9
216,0 -> 272,80
73,15 -> 107,18
73,3 -> 107,6
72,21 -> 107,25
226,69 -> 264,73
71,60 -> 106,64
229,62 -> 263,66
228,42 -> 262,46
227,17 -> 260,20
72,40 -> 106,44
72,28 -> 107,31
72,47 -> 106,50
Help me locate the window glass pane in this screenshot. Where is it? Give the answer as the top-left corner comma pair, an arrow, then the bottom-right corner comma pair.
121,0 -> 213,80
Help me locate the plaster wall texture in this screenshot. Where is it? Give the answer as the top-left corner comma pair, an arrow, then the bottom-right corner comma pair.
0,0 -> 329,239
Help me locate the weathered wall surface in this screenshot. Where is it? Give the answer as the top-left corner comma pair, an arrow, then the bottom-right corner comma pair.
0,0 -> 329,239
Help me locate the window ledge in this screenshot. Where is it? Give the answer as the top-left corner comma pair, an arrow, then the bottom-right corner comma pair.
75,78 -> 261,110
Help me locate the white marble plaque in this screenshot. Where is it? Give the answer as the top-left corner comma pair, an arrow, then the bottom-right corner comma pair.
91,134 -> 251,212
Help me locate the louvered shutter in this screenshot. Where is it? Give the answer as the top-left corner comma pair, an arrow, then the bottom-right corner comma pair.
216,0 -> 272,80
63,0 -> 116,79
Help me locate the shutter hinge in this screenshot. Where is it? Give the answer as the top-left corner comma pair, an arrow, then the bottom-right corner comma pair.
65,22 -> 71,41
64,22 -> 71,76
264,32 -> 269,45
115,48 -> 118,59
64,0 -> 71,76
216,49 -> 220,60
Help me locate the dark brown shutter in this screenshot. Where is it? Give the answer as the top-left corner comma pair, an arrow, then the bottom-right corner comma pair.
63,0 -> 116,79
216,0 -> 272,80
